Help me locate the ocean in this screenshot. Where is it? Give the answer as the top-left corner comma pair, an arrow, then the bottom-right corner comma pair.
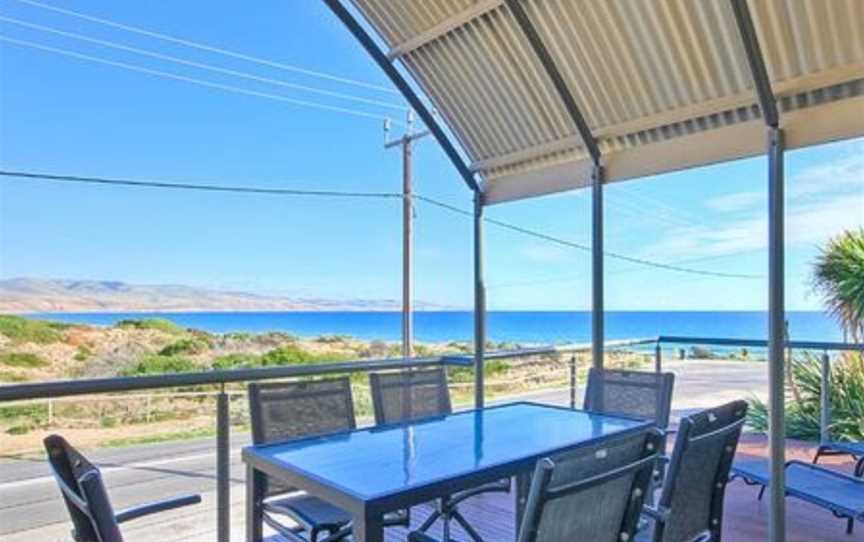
29,311 -> 843,344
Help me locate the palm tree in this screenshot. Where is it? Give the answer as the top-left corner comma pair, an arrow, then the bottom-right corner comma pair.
813,228 -> 864,341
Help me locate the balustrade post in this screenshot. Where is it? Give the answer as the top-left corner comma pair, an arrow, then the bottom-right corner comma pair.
217,384 -> 230,542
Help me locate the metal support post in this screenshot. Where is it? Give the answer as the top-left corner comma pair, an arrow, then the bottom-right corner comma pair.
569,355 -> 577,409
767,126 -> 786,542
473,190 -> 486,409
820,351 -> 831,444
592,164 -> 604,370
654,342 -> 662,373
217,384 -> 230,542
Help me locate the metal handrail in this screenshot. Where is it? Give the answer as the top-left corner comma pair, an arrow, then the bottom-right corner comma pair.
658,335 -> 864,352
0,355 -> 447,403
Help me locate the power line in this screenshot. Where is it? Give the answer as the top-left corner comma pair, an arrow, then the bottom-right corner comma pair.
0,15 -> 408,111
414,195 -> 762,280
10,0 -> 402,96
0,170 -> 402,199
0,170 -> 762,279
0,36 -> 400,124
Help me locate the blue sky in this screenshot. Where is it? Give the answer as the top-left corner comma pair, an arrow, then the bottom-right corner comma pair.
0,0 -> 861,311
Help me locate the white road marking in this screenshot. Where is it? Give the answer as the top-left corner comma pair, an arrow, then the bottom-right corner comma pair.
0,448 -> 243,490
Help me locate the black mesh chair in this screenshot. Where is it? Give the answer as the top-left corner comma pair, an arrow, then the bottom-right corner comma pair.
583,368 -> 676,431
369,368 -> 510,542
409,427 -> 663,542
44,434 -> 201,542
640,400 -> 748,542
248,378 -> 409,542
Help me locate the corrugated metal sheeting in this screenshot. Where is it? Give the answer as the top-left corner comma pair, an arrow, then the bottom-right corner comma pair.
351,0 -> 864,203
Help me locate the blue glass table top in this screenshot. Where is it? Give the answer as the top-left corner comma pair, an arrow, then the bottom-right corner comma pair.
244,401 -> 648,501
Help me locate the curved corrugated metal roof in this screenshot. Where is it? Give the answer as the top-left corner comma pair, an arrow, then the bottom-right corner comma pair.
351,0 -> 864,203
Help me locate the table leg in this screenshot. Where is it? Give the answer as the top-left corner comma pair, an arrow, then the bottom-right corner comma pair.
246,465 -> 265,542
353,511 -> 384,542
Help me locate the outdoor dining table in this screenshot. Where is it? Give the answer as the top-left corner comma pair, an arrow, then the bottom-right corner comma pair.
242,401 -> 652,542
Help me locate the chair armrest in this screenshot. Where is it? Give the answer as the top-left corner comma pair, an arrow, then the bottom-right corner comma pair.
642,504 -> 669,524
115,494 -> 201,524
450,478 -> 511,506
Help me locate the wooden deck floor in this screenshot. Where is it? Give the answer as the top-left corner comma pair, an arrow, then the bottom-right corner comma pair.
5,436 -> 861,542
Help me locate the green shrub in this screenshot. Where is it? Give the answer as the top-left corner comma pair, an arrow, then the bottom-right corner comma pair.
449,360 -> 509,383
211,353 -> 261,370
0,315 -> 64,344
749,352 -> 864,442
6,424 -> 32,435
122,354 -> 198,376
73,345 -> 93,361
261,345 -> 316,365
315,334 -> 351,344
0,352 -> 49,368
159,338 -> 209,356
116,318 -> 185,335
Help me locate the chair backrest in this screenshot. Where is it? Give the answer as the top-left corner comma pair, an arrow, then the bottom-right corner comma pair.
248,377 -> 356,446
369,367 -> 452,425
654,400 -> 748,542
583,369 -> 675,429
517,428 -> 662,542
44,434 -> 123,542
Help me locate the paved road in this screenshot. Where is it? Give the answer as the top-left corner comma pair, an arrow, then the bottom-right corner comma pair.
0,360 -> 767,540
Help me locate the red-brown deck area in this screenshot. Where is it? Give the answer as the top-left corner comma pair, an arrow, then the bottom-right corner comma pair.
370,435 -> 863,542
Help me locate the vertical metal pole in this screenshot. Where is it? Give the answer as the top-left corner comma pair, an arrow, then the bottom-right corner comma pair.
569,354 -> 577,409
402,114 -> 415,359
767,126 -> 786,542
820,351 -> 831,444
217,385 -> 230,542
473,190 -> 486,409
591,164 -> 604,370
654,342 -> 662,373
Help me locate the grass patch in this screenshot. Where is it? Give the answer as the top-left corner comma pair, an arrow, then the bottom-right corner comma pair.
0,370 -> 28,382
0,403 -> 47,422
122,354 -> 199,376
211,352 -> 261,370
0,315 -> 64,344
73,345 -> 92,361
159,338 -> 210,356
102,427 -> 216,448
0,352 -> 49,368
116,318 -> 185,335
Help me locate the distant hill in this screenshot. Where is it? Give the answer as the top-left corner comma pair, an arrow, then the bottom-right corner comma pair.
0,278 -> 448,313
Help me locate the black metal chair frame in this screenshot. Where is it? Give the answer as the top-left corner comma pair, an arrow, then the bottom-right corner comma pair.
645,400 -> 748,542
408,428 -> 663,542
813,442 -> 864,478
45,434 -> 201,542
369,368 -> 510,542
249,377 -> 410,542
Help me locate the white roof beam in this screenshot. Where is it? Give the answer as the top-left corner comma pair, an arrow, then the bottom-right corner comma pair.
387,0 -> 503,60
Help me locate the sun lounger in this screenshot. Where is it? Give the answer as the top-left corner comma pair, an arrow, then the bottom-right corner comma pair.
732,458 -> 864,534
815,442 -> 864,477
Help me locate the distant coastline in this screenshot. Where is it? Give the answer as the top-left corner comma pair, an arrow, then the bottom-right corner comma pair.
26,310 -> 842,344
0,277 -> 455,313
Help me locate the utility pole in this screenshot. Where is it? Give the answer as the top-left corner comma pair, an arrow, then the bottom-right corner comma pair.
385,111 -> 430,358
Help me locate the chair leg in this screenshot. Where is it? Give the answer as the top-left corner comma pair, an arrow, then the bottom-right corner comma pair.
847,517 -> 854,535
452,509 -> 484,542
418,502 -> 444,533
757,485 -> 766,501
813,446 -> 826,464
854,457 -> 864,478
442,510 -> 452,542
